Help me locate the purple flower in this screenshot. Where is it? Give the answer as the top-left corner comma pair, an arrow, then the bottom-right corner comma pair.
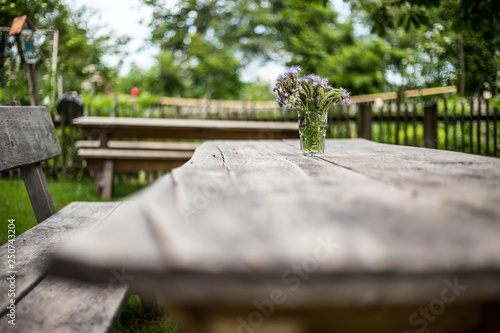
299,74 -> 330,88
274,66 -> 350,111
287,66 -> 302,75
340,88 -> 350,105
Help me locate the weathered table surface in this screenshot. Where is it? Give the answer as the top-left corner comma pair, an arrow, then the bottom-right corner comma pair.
73,117 -> 298,145
50,139 -> 500,332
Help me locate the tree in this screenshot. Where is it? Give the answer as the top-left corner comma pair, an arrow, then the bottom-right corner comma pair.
117,51 -> 185,96
0,0 -> 129,105
349,0 -> 500,95
141,0 -> 279,99
273,0 -> 394,94
141,0 -> 394,97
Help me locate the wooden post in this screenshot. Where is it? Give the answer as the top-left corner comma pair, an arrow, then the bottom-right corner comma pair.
69,109 -> 75,177
61,114 -> 66,176
50,29 -> 59,106
101,160 -> 114,200
114,94 -> 119,116
477,95 -> 481,154
25,63 -> 39,106
494,106 -> 498,157
357,102 -> 372,140
444,98 -> 449,150
403,102 -> 409,145
486,99 -> 490,156
395,96 -> 401,145
461,102 -> 466,152
57,75 -> 63,99
423,102 -> 438,149
469,98 -> 474,153
20,163 -> 57,223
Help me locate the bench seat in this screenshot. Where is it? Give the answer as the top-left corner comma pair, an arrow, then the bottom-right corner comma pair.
78,148 -> 193,199
75,140 -> 201,151
78,148 -> 193,172
0,201 -> 129,333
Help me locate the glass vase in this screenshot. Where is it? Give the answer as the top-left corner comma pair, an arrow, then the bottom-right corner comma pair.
298,109 -> 328,156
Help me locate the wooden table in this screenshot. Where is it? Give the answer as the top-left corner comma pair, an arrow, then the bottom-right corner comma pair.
50,139 -> 500,333
73,117 -> 298,199
74,117 -> 298,147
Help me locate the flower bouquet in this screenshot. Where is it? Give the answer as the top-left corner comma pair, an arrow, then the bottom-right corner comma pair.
273,66 -> 350,156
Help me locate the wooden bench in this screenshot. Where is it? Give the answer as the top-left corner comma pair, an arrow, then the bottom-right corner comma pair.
74,116 -> 298,199
75,140 -> 199,199
0,106 -> 129,332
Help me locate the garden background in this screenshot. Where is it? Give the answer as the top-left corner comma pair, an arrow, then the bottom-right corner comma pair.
1,0 -> 500,332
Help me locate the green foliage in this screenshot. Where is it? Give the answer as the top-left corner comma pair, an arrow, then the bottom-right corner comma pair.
138,0 -> 397,97
319,38 -> 390,94
114,295 -> 187,333
83,93 -> 161,117
349,0 -> 500,95
0,0 -> 129,105
275,0 -> 391,94
117,52 -> 185,97
274,0 -> 398,94
141,0 -> 270,99
241,80 -> 275,101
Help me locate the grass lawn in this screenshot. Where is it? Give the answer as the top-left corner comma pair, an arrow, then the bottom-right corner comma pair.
0,175 -> 187,332
114,295 -> 188,333
0,176 -> 144,245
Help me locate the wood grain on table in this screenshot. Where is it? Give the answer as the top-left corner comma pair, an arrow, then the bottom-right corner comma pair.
50,139 -> 500,332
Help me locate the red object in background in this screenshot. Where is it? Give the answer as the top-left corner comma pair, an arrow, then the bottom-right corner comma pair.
130,87 -> 139,96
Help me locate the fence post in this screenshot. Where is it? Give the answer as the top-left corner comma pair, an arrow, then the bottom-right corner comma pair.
357,102 -> 372,140
423,102 -> 438,149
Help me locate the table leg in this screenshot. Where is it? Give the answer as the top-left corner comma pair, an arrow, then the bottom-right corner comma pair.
101,159 -> 114,200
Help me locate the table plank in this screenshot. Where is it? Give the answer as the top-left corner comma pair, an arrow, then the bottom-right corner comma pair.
75,140 -> 201,151
78,148 -> 193,159
74,117 -> 298,141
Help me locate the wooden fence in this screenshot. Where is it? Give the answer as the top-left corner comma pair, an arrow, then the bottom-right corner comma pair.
327,97 -> 499,156
3,87 -> 498,180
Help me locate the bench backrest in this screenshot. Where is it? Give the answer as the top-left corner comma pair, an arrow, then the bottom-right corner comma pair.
0,106 -> 61,223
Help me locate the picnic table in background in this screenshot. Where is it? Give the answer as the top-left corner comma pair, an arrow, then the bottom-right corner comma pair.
73,116 -> 298,146
73,117 -> 298,198
51,139 -> 500,333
